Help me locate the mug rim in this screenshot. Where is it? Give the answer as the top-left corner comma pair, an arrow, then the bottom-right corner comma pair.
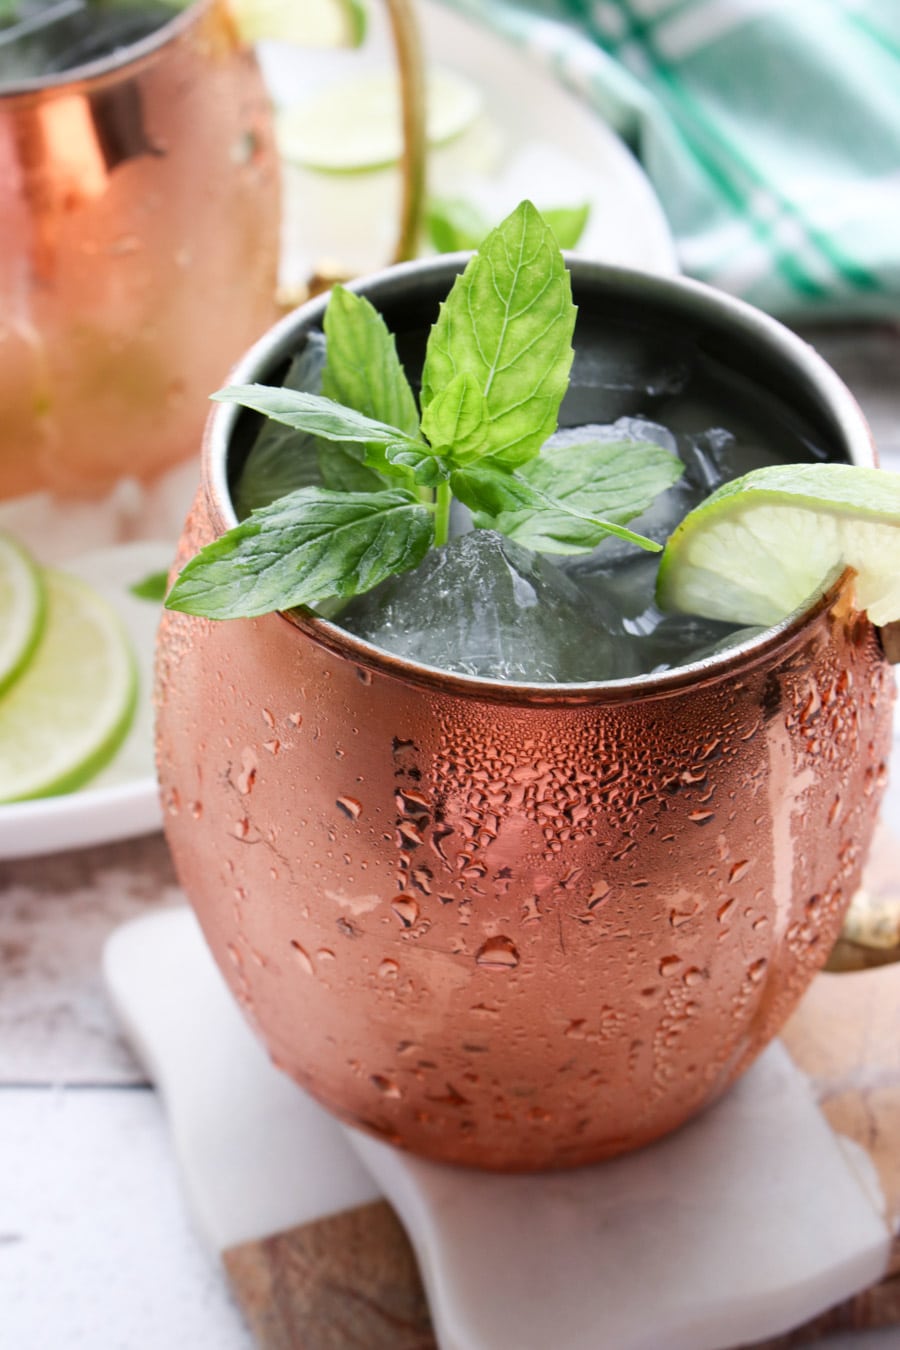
201,254 -> 878,706
0,0 -> 214,99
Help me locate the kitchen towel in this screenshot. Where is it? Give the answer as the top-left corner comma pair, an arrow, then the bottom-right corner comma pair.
445,0 -> 900,319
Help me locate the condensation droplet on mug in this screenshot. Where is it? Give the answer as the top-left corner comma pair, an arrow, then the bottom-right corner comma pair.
729,860 -> 751,884
288,712 -> 303,727
356,667 -> 374,685
336,795 -> 362,821
717,898 -> 735,923
682,967 -> 705,987
391,894 -> 419,927
232,817 -> 250,839
317,948 -> 336,962
587,879 -> 610,910
164,787 -> 180,816
371,1074 -> 402,1098
659,955 -> 681,977
748,958 -> 768,984
189,800 -> 203,820
290,941 -> 314,975
261,708 -> 275,730
236,748 -> 257,796
475,935 -> 520,970
378,958 -> 400,980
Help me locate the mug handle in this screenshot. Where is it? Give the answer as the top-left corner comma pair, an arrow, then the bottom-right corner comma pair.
385,0 -> 427,265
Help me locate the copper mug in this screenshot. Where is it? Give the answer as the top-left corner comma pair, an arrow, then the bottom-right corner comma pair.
156,258 -> 895,1171
0,0 -> 279,500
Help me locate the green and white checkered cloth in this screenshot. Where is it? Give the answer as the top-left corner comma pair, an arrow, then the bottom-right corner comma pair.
444,0 -> 900,319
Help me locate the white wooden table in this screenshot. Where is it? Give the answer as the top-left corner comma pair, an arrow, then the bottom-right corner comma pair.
2,327 -> 900,1350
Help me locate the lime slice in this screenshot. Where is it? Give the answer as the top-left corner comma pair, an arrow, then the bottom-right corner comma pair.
278,68 -> 482,172
227,0 -> 366,47
0,570 -> 137,803
0,530 -> 45,698
657,463 -> 900,628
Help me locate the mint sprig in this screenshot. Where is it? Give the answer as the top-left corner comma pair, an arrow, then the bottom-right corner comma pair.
167,201 -> 684,621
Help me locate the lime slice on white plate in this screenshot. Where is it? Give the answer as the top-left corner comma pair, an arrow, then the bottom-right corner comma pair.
657,463 -> 900,628
278,68 -> 482,172
228,0 -> 366,47
0,569 -> 137,804
0,530 -> 44,697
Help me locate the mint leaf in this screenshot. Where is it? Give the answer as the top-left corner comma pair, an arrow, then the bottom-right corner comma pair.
519,439 -> 684,527
542,204 -> 590,250
451,436 -> 683,554
213,385 -> 422,452
235,341 -> 327,517
166,488 -> 434,620
318,445 -> 385,493
384,443 -> 450,487
420,371 -> 487,458
426,197 -> 489,253
420,200 -> 575,468
322,286 -> 420,439
129,570 -> 169,603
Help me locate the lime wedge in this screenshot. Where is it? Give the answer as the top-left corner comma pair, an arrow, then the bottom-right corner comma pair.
227,0 -> 366,47
278,68 -> 482,172
657,464 -> 900,628
0,570 -> 137,803
0,530 -> 45,698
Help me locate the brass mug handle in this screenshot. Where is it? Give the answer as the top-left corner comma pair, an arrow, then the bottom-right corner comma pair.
300,0 -> 426,295
385,0 -> 427,265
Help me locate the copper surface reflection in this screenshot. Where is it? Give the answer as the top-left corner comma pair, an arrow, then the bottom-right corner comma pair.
0,0 -> 279,499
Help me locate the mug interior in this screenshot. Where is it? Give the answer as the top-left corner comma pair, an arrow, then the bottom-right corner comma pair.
210,258 -> 875,700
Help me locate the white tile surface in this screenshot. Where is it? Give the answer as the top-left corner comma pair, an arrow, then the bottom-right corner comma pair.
0,1087 -> 250,1350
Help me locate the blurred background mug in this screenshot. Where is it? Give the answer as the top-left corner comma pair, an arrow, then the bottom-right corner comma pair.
0,0 -> 280,502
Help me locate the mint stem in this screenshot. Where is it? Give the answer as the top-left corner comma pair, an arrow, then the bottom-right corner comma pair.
434,481 -> 452,547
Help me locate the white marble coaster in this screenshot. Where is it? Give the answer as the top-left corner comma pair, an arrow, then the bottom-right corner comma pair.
104,908 -> 891,1350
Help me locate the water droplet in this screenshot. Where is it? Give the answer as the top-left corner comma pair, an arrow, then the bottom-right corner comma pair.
391,894 -> 419,927
748,958 -> 768,984
317,947 -> 336,961
587,879 -> 610,910
659,955 -> 681,977
236,749 -> 257,796
189,800 -> 203,820
356,667 -> 374,685
682,967 -> 705,987
396,788 -> 430,816
729,860 -> 751,884
232,817 -> 250,839
263,739 -> 280,755
475,935 -> 520,970
336,795 -> 362,820
371,1074 -> 401,1098
669,901 -> 699,929
290,941 -> 313,974
164,787 -> 180,816
689,810 -> 715,824
378,958 -> 399,980
288,712 -> 303,727
717,898 -> 735,923
261,708 -> 275,729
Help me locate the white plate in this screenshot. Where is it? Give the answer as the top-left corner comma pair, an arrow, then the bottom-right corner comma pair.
261,0 -> 677,287
0,6 -> 675,861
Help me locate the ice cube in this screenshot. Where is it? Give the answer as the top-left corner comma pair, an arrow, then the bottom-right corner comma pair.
642,613 -> 746,672
561,328 -> 693,424
338,530 -> 641,683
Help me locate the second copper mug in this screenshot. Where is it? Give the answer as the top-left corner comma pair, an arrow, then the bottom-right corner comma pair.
157,259 -> 895,1171
0,0 -> 279,501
